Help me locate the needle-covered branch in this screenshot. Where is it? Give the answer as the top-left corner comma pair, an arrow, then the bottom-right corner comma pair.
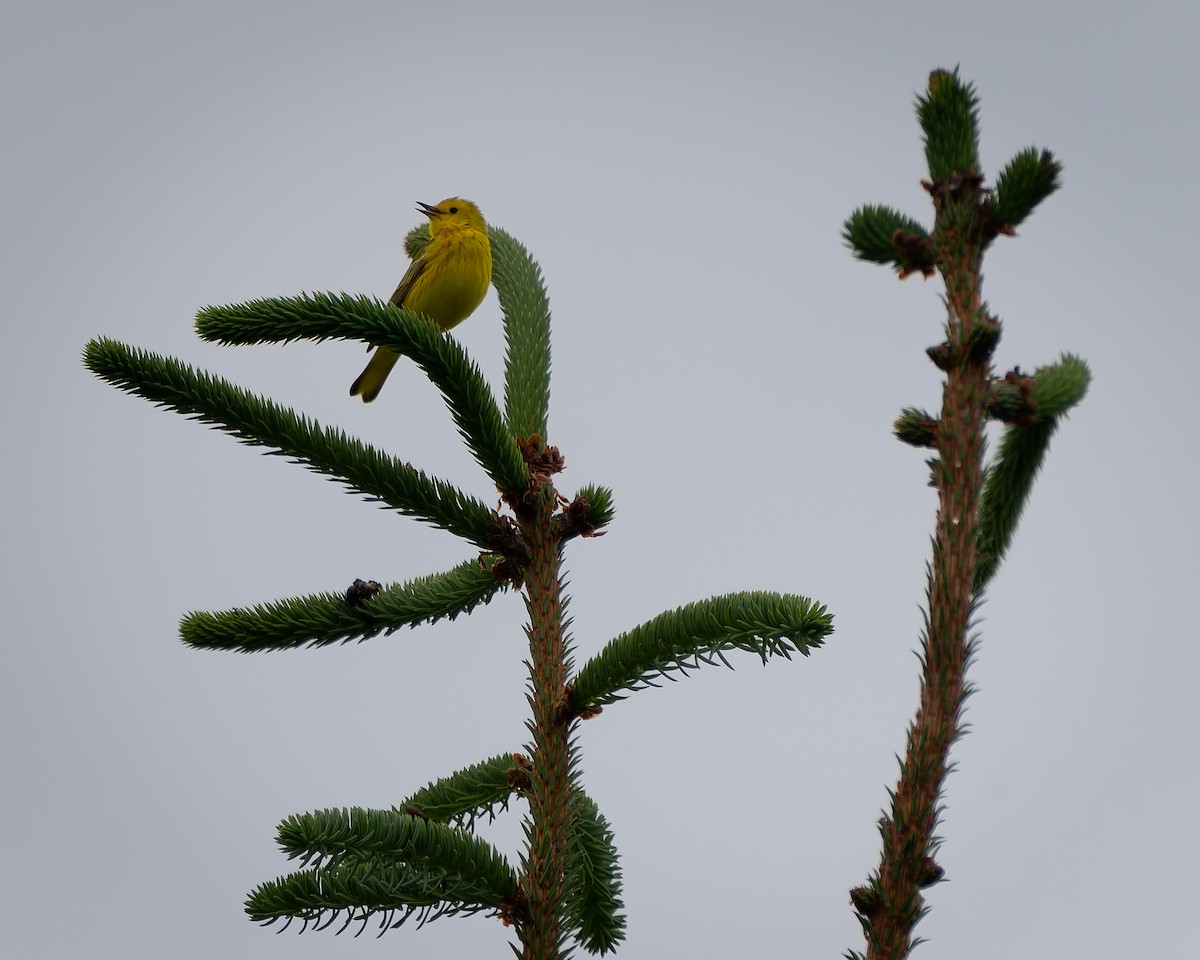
246,862 -> 501,932
397,757 -> 626,956
253,808 -> 520,931
490,227 -> 552,439
400,754 -> 521,829
83,338 -> 497,547
991,147 -> 1062,233
571,592 -> 833,710
561,483 -> 616,540
843,205 -> 935,277
918,67 -> 981,182
277,807 -> 519,896
843,67 -> 1086,960
196,292 -> 529,496
975,354 -> 1091,590
180,560 -> 506,652
563,790 -> 626,956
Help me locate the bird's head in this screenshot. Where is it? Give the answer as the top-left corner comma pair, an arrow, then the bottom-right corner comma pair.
417,197 -> 486,235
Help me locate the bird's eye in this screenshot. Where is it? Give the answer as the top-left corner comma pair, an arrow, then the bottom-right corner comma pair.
449,206 -> 459,214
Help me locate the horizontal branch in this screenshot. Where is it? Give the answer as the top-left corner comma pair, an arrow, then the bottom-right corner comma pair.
180,560 -> 506,653
83,338 -> 496,546
196,292 -> 529,495
400,753 -> 519,828
245,862 -> 499,932
843,205 -> 934,277
571,591 -> 834,709
277,807 -> 518,900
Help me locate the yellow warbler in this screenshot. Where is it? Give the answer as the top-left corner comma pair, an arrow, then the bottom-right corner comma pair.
350,197 -> 492,402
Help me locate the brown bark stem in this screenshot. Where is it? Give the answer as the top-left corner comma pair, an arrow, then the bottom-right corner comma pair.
517,488 -> 572,960
865,247 -> 989,960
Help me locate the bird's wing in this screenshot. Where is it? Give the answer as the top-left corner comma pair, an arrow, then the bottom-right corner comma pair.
389,255 -> 428,307
359,255 -> 429,354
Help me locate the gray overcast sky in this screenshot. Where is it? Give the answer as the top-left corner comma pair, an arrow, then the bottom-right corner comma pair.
4,2 -> 1197,958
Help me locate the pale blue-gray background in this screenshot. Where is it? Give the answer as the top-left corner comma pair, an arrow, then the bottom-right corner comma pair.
4,1 -> 1196,957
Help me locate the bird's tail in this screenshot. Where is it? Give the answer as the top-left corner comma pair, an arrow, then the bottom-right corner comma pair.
349,347 -> 401,403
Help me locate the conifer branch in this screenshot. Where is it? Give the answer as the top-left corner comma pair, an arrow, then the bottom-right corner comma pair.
563,790 -> 626,956
918,67 -> 981,181
975,354 -> 1091,590
399,753 -> 521,829
404,223 -> 432,260
893,407 -> 940,448
844,68 -> 1084,960
196,293 -> 529,496
276,807 -> 518,898
246,863 -> 499,931
490,227 -> 552,439
248,806 -> 516,932
843,205 -> 935,277
83,337 -> 496,546
571,592 -> 833,710
856,68 -> 991,960
991,147 -> 1062,233
180,560 -> 505,652
560,484 -> 615,541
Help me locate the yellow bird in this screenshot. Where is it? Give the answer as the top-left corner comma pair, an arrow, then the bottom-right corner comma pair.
350,197 -> 492,402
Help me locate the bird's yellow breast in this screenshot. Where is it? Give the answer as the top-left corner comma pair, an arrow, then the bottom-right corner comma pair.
407,227 -> 492,331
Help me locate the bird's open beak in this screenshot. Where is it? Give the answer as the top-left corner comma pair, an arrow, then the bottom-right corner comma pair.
416,201 -> 442,218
